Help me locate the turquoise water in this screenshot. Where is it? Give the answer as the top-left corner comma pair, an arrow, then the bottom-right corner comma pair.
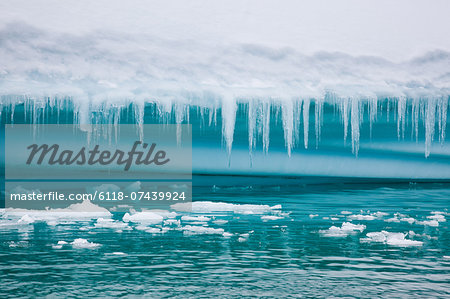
1,182 -> 449,298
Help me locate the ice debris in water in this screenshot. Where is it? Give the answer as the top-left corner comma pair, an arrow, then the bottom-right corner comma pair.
4,200 -> 111,220
417,220 -> 439,227
122,212 -> 164,224
172,201 -> 281,214
71,238 -> 101,249
261,215 -> 284,221
319,222 -> 366,237
360,231 -> 423,247
427,212 -> 446,222
18,215 -> 35,224
181,216 -> 211,222
94,218 -> 129,229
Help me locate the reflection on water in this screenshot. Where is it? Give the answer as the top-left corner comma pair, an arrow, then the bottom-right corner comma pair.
1,182 -> 449,297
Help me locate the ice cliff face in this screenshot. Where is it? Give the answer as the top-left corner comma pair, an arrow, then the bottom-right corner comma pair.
0,0 -> 449,166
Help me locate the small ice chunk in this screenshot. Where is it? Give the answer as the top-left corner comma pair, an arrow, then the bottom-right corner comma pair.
181,216 -> 211,222
112,252 -> 126,255
309,214 -> 319,218
347,214 -> 376,221
71,238 -> 101,249
222,232 -> 233,238
372,212 -> 389,218
320,222 -> 366,237
361,231 -> 423,247
261,215 -> 284,221
212,219 -> 228,225
238,237 -> 247,242
427,214 -> 446,222
417,220 -> 439,227
399,217 -> 416,224
385,217 -> 400,223
341,211 -> 352,215
47,220 -> 58,226
123,212 -> 163,224
18,215 -> 34,224
172,201 -> 281,215
95,218 -> 128,229
164,219 -> 180,226
57,241 -> 68,245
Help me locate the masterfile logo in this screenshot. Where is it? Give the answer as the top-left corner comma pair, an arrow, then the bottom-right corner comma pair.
5,124 -> 191,180
3,124 -> 192,211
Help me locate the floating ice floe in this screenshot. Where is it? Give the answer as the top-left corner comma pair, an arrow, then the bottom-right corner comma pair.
52,240 -> 68,249
3,200 -> 111,221
17,215 -> 35,224
361,231 -> 423,247
416,220 -> 439,227
320,222 -> 366,237
122,212 -> 164,224
348,214 -> 376,221
427,213 -> 446,222
172,201 -> 281,215
181,216 -> 211,222
212,219 -> 228,225
399,217 -> 416,224
164,219 -> 181,226
309,214 -> 319,218
94,218 -> 129,229
71,238 -> 101,249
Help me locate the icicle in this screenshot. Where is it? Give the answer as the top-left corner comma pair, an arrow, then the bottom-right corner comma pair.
303,99 -> 310,149
293,99 -> 302,147
174,103 -> 186,146
425,99 -> 437,157
221,97 -> 237,164
437,97 -> 448,144
248,100 -> 256,164
341,98 -> 350,144
314,99 -> 323,148
281,99 -> 294,157
10,103 -> 15,124
351,98 -> 360,156
397,97 -> 406,140
134,101 -> 145,142
262,101 -> 271,154
369,98 -> 377,139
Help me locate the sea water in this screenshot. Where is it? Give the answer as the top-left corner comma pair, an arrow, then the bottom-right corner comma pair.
0,182 -> 449,297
